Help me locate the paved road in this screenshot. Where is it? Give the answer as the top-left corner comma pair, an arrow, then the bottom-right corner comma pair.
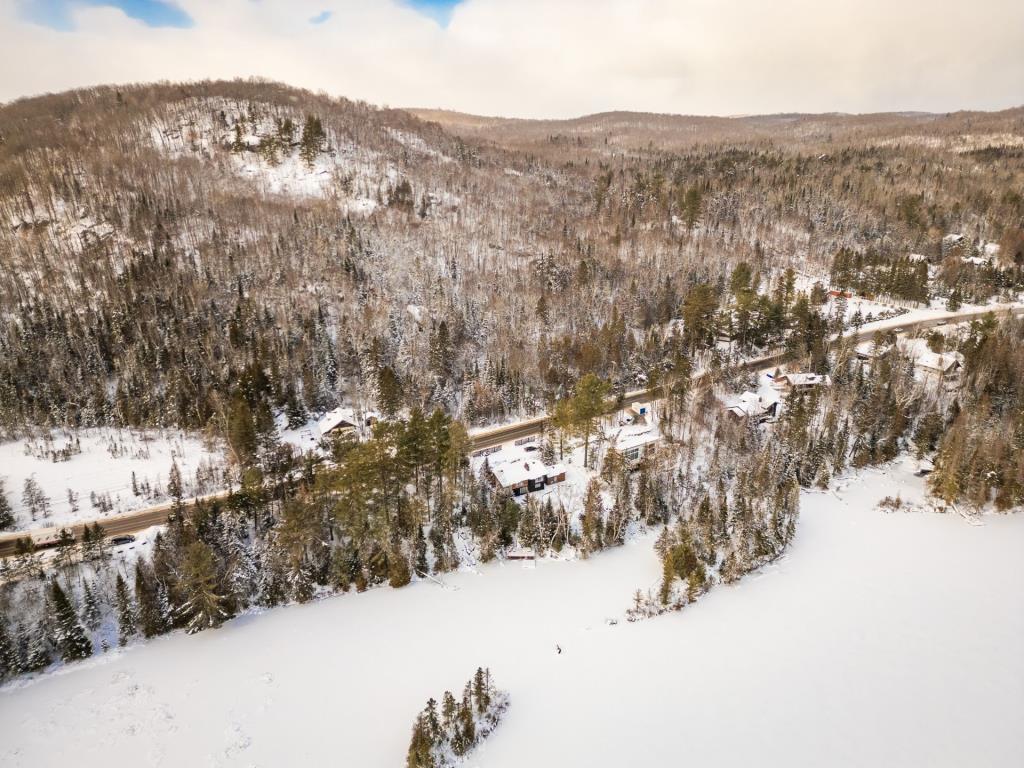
2,304 -> 1020,557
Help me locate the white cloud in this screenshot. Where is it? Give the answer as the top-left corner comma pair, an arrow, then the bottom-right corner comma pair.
1,0 -> 1021,117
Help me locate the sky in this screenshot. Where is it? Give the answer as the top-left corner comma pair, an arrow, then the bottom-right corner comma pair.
1,0 -> 1022,118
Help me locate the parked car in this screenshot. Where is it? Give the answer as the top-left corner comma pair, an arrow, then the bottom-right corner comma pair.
110,535 -> 136,546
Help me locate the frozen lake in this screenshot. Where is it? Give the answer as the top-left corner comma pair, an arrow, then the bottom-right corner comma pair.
2,462 -> 1022,767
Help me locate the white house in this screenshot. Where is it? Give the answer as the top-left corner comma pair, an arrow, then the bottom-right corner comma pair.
612,425 -> 661,466
773,372 -> 832,397
913,350 -> 964,384
724,391 -> 780,423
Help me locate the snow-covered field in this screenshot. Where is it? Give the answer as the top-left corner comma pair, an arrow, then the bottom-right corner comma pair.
1,461 -> 1021,767
0,429 -> 226,532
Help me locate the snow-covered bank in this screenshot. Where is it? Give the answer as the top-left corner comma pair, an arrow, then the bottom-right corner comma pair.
1,467 -> 1022,767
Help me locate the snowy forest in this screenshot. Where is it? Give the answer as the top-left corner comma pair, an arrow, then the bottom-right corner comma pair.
1,81 -> 1023,684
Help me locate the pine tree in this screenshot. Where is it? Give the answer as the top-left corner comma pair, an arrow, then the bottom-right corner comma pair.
168,459 -> 183,508
0,618 -> 19,679
377,365 -> 404,417
54,527 -> 77,570
81,580 -> 102,631
227,395 -> 258,465
178,540 -> 227,633
406,712 -> 436,768
568,374 -> 611,468
472,667 -> 491,714
0,478 -> 14,530
579,478 -> 604,557
62,489 -> 78,520
388,547 -> 412,588
49,580 -> 93,663
23,623 -> 51,672
134,560 -> 169,638
414,526 -> 429,577
115,574 -> 137,646
22,475 -> 50,520
441,690 -> 458,735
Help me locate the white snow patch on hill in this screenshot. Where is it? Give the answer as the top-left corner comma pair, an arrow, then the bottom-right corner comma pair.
0,429 -> 227,532
0,461 -> 1021,767
149,98 -> 390,204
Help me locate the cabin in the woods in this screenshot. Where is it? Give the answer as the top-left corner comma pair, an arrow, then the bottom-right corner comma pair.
486,447 -> 566,496
913,350 -> 964,384
724,391 -> 779,423
612,426 -> 661,466
317,407 -> 379,438
855,340 -> 893,361
773,372 -> 832,397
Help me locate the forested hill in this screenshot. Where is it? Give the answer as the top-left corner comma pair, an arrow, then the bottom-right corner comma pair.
1,80 -> 1022,441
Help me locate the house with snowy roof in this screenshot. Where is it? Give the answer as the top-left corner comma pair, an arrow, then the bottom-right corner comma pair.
913,350 -> 964,384
896,339 -> 964,387
317,407 -> 379,439
773,372 -> 832,397
611,425 -> 661,466
486,446 -> 566,496
724,391 -> 779,423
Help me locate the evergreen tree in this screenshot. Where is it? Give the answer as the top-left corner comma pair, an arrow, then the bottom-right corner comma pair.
23,623 -> 51,672
134,560 -> 169,638
388,547 -> 412,588
81,580 -> 102,631
22,475 -> 50,520
0,478 -> 14,530
414,526 -> 429,577
49,580 -> 93,663
115,574 -> 137,646
377,365 -> 404,417
579,478 -> 604,557
54,527 -> 77,570
168,459 -> 183,508
0,618 -> 19,678
178,539 -> 227,633
567,373 -> 610,467
406,712 -> 436,768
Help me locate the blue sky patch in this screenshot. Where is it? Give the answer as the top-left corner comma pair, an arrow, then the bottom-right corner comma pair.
404,0 -> 463,27
309,10 -> 332,25
21,0 -> 194,31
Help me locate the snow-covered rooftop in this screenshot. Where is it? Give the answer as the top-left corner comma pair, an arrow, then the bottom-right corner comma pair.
318,407 -> 358,434
484,443 -> 565,488
612,426 -> 661,452
914,351 -> 964,373
775,372 -> 832,388
490,458 -> 565,487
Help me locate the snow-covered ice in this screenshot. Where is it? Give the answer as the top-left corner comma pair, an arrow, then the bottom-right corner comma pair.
1,463 -> 1021,767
